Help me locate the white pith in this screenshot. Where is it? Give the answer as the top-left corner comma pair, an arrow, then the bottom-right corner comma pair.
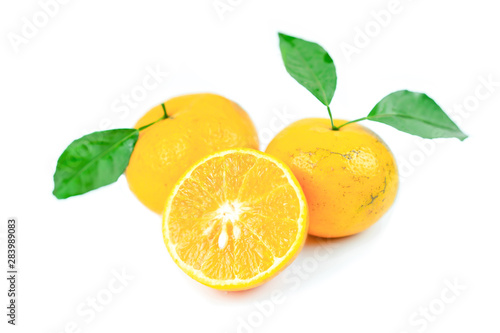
214,201 -> 246,249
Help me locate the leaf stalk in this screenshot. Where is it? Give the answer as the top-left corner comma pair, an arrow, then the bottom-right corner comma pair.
138,103 -> 169,132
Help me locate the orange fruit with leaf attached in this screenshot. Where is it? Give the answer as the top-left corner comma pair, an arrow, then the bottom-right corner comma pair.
126,94 -> 259,214
163,148 -> 308,290
266,118 -> 398,238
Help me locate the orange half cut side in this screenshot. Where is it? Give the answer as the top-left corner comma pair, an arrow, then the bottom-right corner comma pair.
162,148 -> 308,290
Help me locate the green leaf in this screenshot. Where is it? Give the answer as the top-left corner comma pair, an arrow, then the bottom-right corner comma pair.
53,129 -> 139,199
278,32 -> 337,106
367,90 -> 468,140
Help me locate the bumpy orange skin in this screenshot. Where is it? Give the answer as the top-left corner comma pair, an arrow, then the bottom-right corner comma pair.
266,118 -> 398,238
126,94 -> 259,214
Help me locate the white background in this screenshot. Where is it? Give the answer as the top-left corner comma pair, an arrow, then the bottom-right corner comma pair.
1,0 -> 500,332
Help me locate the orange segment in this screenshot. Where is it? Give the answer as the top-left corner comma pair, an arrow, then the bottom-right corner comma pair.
163,148 -> 308,290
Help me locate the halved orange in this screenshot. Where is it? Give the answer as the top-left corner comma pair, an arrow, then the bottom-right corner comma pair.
162,148 -> 308,290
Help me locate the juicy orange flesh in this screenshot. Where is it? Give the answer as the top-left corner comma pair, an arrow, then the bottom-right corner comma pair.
167,153 -> 300,281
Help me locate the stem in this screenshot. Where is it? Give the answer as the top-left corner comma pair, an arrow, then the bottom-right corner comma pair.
138,103 -> 169,132
326,105 -> 339,130
336,117 -> 368,129
161,103 -> 168,118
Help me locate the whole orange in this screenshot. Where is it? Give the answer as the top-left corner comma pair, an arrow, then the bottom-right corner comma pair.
126,93 -> 259,213
266,118 -> 398,238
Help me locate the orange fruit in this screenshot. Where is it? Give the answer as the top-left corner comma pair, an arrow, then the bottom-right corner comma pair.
162,148 -> 308,290
266,118 -> 398,238
126,93 -> 259,214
